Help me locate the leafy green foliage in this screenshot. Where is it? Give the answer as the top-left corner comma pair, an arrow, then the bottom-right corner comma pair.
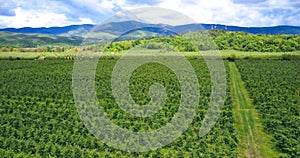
0,58 -> 237,157
104,36 -> 198,52
236,60 -> 300,157
102,31 -> 300,53
213,31 -> 300,52
1,30 -> 300,53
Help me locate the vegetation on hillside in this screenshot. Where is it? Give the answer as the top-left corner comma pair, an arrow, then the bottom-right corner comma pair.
100,30 -> 300,52
213,31 -> 300,52
1,30 -> 300,53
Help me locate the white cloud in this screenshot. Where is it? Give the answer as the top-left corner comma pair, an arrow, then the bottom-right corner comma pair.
0,7 -> 94,28
156,0 -> 299,26
78,18 -> 94,24
0,0 -> 299,28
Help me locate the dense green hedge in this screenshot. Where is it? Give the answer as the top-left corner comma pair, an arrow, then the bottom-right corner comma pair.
103,31 -> 300,52
213,31 -> 300,52
1,30 -> 299,52
104,36 -> 198,52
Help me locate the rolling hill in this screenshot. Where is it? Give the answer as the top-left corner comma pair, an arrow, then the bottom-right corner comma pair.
0,21 -> 300,48
0,24 -> 93,37
1,21 -> 300,38
0,32 -> 83,48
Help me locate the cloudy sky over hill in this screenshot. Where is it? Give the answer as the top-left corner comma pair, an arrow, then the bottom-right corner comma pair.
0,0 -> 299,28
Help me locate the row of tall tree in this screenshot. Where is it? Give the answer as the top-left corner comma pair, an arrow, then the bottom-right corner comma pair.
104,30 -> 300,52
1,30 -> 299,52
213,31 -> 300,52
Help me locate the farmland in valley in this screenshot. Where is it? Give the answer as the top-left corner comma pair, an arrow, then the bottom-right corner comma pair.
0,50 -> 299,157
0,26 -> 299,157
0,55 -> 239,157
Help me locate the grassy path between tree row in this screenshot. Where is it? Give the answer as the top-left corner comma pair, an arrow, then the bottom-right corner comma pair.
229,62 -> 280,158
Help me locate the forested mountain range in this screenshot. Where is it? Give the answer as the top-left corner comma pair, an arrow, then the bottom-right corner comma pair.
1,21 -> 300,37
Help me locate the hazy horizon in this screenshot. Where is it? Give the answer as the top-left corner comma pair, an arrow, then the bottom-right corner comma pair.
1,20 -> 300,29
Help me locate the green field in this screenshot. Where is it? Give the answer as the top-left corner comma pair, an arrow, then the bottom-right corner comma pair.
236,60 -> 300,157
0,54 -> 238,157
1,5 -> 300,157
0,51 -> 299,157
229,62 -> 280,157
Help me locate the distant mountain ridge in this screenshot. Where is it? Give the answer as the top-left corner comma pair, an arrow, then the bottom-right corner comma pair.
1,21 -> 300,37
0,24 -> 94,37
1,21 -> 300,48
174,24 -> 300,35
0,32 -> 83,48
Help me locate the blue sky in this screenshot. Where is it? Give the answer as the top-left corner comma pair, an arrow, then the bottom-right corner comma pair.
0,0 -> 299,28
